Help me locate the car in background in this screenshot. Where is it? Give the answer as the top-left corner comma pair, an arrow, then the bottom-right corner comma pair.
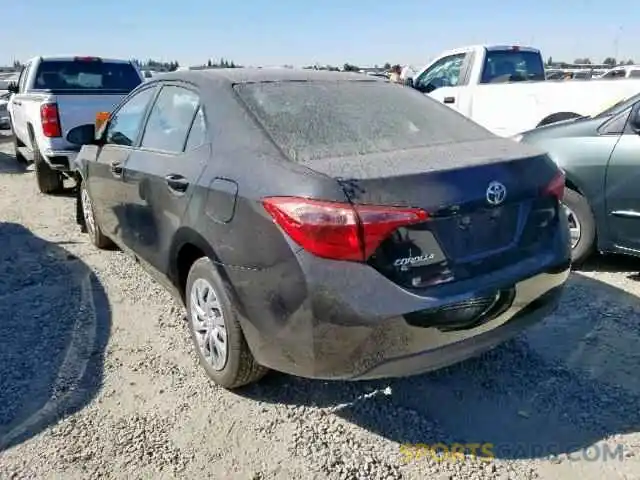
515,92 -> 640,264
7,56 -> 143,193
0,92 -> 11,129
69,69 -> 570,389
596,65 -> 640,79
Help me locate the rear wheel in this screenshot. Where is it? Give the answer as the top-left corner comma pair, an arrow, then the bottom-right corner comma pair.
563,188 -> 596,265
34,145 -> 63,194
185,257 -> 267,389
80,181 -> 113,249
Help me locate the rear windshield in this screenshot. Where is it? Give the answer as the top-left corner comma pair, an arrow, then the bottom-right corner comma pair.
33,59 -> 142,93
480,50 -> 545,83
234,81 -> 494,162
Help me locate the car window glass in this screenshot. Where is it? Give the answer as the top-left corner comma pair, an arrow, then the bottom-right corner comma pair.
105,87 -> 156,147
140,86 -> 200,152
414,54 -> 465,91
185,107 -> 206,150
18,64 -> 30,92
480,50 -> 545,83
629,70 -> 640,78
598,106 -> 631,135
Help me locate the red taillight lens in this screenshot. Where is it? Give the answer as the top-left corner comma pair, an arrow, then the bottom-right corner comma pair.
262,197 -> 429,262
40,103 -> 61,137
543,170 -> 565,202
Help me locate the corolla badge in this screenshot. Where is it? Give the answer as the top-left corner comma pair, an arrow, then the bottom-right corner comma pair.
486,181 -> 507,205
393,254 -> 435,267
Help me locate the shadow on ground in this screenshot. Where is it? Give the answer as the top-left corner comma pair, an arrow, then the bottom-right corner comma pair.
0,151 -> 27,175
242,271 -> 640,461
0,222 -> 111,451
579,253 -> 640,280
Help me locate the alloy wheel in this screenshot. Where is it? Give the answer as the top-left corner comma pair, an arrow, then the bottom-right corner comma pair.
190,278 -> 228,371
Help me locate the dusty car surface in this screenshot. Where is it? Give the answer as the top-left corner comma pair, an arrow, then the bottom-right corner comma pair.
71,68 -> 571,389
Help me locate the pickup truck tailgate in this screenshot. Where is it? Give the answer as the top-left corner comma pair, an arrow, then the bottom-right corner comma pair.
57,94 -> 125,138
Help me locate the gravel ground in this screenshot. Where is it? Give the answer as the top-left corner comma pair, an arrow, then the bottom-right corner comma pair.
0,133 -> 639,480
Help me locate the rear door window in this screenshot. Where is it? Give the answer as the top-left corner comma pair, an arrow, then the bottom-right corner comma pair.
33,58 -> 142,93
140,86 -> 200,153
480,49 -> 545,83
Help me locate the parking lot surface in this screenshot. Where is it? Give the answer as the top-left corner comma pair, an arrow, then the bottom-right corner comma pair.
0,135 -> 639,480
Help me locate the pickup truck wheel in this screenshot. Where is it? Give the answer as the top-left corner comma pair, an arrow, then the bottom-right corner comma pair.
34,147 -> 63,194
563,188 -> 596,266
537,112 -> 582,127
186,257 -> 268,389
80,182 -> 113,249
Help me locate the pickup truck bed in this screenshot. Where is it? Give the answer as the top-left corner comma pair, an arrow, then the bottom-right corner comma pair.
8,56 -> 143,193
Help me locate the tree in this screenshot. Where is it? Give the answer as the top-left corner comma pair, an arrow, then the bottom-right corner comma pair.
383,62 -> 391,70
207,59 -> 212,67
603,57 -> 617,66
626,59 -> 635,65
573,58 -> 591,65
546,56 -> 553,66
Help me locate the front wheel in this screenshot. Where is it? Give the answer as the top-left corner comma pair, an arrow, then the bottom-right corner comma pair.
563,188 -> 596,265
185,257 -> 267,389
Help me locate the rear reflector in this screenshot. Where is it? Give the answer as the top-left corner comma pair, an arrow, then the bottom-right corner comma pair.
74,56 -> 101,62
543,170 -> 565,201
262,197 -> 429,262
40,103 -> 61,137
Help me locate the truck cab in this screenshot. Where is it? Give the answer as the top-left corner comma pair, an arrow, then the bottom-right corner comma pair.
410,45 -> 640,137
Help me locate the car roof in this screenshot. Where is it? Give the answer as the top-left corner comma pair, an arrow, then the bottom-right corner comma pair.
148,67 -> 384,86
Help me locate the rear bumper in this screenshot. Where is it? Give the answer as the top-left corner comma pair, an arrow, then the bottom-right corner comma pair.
227,246 -> 570,380
41,149 -> 79,172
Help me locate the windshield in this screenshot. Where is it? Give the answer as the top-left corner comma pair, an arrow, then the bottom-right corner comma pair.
33,59 -> 142,92
480,50 -> 545,83
593,93 -> 640,118
234,80 -> 494,162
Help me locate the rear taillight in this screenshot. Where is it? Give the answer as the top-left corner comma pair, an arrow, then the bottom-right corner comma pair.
543,170 -> 565,202
262,197 -> 429,262
40,103 -> 61,137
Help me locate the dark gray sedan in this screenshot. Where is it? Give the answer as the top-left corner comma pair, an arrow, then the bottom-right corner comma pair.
69,69 -> 570,389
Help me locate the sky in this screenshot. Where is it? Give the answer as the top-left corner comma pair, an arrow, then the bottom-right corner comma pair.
2,1 -> 638,68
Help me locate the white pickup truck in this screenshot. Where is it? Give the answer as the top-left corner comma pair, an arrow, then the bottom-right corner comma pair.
7,56 -> 143,193
410,45 -> 640,137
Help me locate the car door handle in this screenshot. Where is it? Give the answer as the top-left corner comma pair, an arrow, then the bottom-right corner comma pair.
444,96 -> 456,104
165,174 -> 189,193
110,161 -> 123,177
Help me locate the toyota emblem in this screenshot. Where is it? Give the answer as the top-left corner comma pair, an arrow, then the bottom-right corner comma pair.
486,181 -> 507,205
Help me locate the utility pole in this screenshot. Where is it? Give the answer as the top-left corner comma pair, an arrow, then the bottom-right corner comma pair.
614,26 -> 623,65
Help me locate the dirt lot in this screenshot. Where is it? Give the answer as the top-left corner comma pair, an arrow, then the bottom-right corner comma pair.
0,134 -> 639,480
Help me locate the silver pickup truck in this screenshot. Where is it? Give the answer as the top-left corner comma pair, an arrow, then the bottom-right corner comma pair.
7,56 -> 143,193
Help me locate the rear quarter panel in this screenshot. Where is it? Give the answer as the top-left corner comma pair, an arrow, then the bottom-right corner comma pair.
179,82 -> 350,271
527,135 -> 617,228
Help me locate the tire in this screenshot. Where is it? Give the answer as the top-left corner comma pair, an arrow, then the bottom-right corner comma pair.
185,257 -> 267,389
34,145 -> 63,194
79,181 -> 113,249
563,188 -> 596,266
537,112 -> 582,127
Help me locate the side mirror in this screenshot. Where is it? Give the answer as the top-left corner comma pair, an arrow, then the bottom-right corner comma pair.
67,124 -> 96,146
7,82 -> 18,94
95,111 -> 110,130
